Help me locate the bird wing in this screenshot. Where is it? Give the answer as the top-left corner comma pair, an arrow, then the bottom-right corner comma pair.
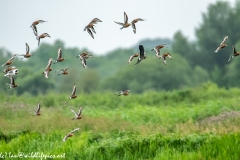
36,104 -> 40,114
90,18 -> 102,24
220,36 -> 228,45
8,54 -> 17,61
214,47 -> 221,53
57,47 -> 62,59
11,76 -> 15,85
64,66 -> 68,71
232,45 -> 237,54
78,107 -> 82,116
139,44 -> 145,58
87,28 -> 94,39
114,21 -> 125,26
131,23 -> 136,34
45,58 -> 52,70
26,43 -> 30,54
72,85 -> 76,96
128,55 -> 134,64
90,26 -> 96,34
124,12 -> 128,24
71,108 -> 78,117
32,25 -> 38,36
70,128 -> 80,134
81,59 -> 87,68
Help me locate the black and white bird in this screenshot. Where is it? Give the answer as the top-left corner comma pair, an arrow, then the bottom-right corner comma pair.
135,44 -> 147,65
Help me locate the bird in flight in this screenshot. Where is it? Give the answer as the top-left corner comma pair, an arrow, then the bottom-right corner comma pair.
114,12 -> 131,30
135,44 -> 147,65
84,18 -> 102,39
151,44 -> 169,58
18,43 -> 32,59
33,103 -> 41,116
71,107 -> 83,120
63,128 -> 80,142
36,33 -> 51,46
228,45 -> 240,62
131,18 -> 145,34
215,36 -> 228,52
30,20 -> 47,36
69,84 -> 77,100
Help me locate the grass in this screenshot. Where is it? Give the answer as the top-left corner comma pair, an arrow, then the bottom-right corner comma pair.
0,82 -> 240,159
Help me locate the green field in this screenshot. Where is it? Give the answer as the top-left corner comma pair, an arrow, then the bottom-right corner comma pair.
0,82 -> 240,160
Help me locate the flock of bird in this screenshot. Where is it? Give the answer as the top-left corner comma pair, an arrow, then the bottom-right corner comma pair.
1,11 -> 238,141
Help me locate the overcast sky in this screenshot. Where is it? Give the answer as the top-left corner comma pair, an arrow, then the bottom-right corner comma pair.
0,0 -> 235,55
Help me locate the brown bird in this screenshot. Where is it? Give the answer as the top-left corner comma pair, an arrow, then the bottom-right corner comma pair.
128,54 -> 139,64
3,66 -> 16,74
160,53 -> 172,65
114,12 -> 131,30
18,43 -> 32,59
151,44 -> 169,58
33,103 -> 41,116
30,20 -> 47,36
215,36 -> 228,52
76,52 -> 93,68
42,58 -> 53,78
84,18 -> 102,39
5,76 -> 18,89
115,90 -> 130,96
71,107 -> 83,120
2,54 -> 17,67
69,84 -> 77,100
55,66 -> 68,76
131,18 -> 145,34
54,46 -> 65,64
228,45 -> 240,62
63,128 -> 80,142
36,33 -> 51,46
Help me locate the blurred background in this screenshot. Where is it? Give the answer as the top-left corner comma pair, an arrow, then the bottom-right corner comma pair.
0,0 -> 239,95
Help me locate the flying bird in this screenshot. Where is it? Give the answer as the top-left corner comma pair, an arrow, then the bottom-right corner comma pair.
69,84 -> 77,100
36,33 -> 50,46
42,58 -> 53,78
30,20 -> 47,36
63,128 -> 80,142
33,103 -> 41,116
228,45 -> 240,62
131,18 -> 145,34
114,12 -> 131,30
84,18 -> 102,39
54,46 -> 65,64
135,44 -> 147,65
2,54 -> 17,67
5,76 -> 18,89
18,43 -> 32,59
215,36 -> 228,52
55,66 -> 68,76
115,90 -> 130,96
71,107 -> 83,120
76,52 -> 93,68
159,53 -> 172,65
151,44 -> 169,58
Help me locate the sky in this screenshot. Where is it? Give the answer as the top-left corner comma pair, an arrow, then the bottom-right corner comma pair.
0,0 -> 235,55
